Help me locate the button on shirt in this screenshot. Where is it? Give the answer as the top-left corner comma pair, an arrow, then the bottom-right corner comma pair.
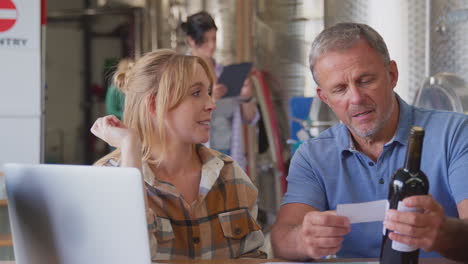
102,145 -> 265,260
282,95 -> 468,258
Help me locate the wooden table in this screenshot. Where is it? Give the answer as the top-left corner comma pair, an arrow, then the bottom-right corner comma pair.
0,258 -> 462,264
150,259 -> 462,264
150,259 -> 461,264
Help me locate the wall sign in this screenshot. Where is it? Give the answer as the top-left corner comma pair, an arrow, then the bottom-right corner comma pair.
0,0 -> 41,164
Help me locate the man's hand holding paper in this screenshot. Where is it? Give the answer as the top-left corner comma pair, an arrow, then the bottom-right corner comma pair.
298,210 -> 350,259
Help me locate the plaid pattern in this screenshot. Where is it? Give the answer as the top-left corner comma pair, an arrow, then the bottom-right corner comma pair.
102,144 -> 265,260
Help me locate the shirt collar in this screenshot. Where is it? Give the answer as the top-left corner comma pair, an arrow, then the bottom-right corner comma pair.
391,94 -> 413,146
338,93 -> 413,154
141,144 -> 233,187
197,145 -> 233,196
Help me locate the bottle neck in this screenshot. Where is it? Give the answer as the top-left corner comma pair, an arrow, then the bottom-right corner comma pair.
404,133 -> 424,174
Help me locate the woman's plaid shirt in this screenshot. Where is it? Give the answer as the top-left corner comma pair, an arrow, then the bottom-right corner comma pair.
103,145 -> 265,260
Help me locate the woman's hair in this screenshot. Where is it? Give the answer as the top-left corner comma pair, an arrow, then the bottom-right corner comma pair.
181,11 -> 217,46
114,58 -> 134,76
96,49 -> 215,166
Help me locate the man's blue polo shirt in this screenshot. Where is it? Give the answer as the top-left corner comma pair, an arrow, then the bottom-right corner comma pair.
282,95 -> 468,258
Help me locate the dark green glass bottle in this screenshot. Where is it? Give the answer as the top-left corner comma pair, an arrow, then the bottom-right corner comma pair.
380,126 -> 429,264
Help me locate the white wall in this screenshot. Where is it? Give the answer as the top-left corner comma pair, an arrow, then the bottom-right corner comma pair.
0,0 -> 42,165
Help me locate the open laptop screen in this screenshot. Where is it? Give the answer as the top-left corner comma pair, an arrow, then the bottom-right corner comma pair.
4,163 -> 151,264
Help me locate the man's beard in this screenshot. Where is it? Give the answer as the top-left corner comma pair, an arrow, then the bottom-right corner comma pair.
349,99 -> 394,138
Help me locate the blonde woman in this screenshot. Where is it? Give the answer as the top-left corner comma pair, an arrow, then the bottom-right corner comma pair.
90,50 -> 264,260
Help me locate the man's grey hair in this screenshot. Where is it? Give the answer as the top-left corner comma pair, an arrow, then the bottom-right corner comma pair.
309,22 -> 390,84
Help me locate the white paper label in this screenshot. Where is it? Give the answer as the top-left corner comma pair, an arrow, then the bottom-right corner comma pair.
383,201 -> 389,235
336,199 -> 387,224
391,201 -> 422,252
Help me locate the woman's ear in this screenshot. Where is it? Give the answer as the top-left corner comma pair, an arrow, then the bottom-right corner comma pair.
147,94 -> 157,115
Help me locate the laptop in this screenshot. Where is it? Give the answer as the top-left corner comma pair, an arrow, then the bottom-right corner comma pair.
3,163 -> 151,264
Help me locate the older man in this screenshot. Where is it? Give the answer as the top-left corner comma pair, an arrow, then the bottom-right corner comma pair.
271,23 -> 468,262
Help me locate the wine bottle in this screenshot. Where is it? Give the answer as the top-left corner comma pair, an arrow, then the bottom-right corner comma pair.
380,126 -> 429,264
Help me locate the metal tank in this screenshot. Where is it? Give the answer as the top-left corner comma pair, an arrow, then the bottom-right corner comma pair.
325,0 -> 468,113
430,0 -> 468,82
253,0 -> 326,156
413,0 -> 468,113
252,0 -> 325,213
413,72 -> 468,114
325,0 -> 428,103
254,0 -> 324,101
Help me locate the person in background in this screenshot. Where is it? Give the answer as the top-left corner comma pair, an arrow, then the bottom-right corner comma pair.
105,58 -> 132,120
91,50 -> 265,260
271,23 -> 468,262
181,11 -> 258,171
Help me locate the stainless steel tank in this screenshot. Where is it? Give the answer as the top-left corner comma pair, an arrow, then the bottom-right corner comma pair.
430,0 -> 468,82
413,72 -> 468,114
325,0 -> 428,103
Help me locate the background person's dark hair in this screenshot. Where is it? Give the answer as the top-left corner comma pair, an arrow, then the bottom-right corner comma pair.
181,11 -> 217,46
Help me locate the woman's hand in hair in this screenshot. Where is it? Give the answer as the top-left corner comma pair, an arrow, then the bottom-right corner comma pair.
90,115 -> 140,148
213,83 -> 228,101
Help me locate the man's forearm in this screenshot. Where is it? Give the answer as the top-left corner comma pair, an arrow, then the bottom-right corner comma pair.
271,223 -> 309,260
437,218 -> 468,261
